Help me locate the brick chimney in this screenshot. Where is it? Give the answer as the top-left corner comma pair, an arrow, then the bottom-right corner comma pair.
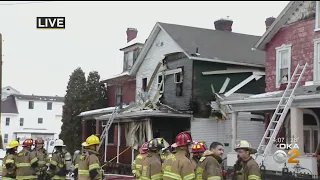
126,28 -> 138,43
265,17 -> 276,30
214,18 -> 233,32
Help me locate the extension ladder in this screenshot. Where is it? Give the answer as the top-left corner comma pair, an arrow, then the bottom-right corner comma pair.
255,63 -> 308,159
98,106 -> 118,151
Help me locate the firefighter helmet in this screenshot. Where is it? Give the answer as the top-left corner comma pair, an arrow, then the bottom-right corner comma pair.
6,140 -> 19,149
139,142 -> 149,154
175,132 -> 193,147
54,139 -> 66,147
35,137 -> 44,144
82,135 -> 100,147
191,142 -> 206,153
234,140 -> 257,154
22,139 -> 33,147
148,138 -> 164,150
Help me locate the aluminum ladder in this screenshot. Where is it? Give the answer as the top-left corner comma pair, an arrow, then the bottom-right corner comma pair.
98,106 -> 118,151
255,63 -> 308,159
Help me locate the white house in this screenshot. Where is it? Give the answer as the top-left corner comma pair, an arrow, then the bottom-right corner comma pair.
1,91 -> 64,151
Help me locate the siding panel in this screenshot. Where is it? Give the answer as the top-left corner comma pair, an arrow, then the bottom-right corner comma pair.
135,30 -> 184,103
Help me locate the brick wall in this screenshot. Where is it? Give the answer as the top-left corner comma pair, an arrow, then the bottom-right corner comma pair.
106,79 -> 136,107
265,19 -> 320,92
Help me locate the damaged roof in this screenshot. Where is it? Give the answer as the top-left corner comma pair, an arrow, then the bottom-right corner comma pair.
2,95 -> 18,114
159,22 -> 265,66
14,94 -> 64,102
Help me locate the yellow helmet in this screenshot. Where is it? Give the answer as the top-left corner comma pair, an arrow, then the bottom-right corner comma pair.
234,140 -> 257,154
6,140 -> 20,149
82,135 -> 100,147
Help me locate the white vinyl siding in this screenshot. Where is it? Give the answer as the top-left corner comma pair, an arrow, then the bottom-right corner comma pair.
313,38 -> 320,84
275,44 -> 292,88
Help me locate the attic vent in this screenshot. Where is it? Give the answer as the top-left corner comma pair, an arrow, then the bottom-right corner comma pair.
7,88 -> 10,90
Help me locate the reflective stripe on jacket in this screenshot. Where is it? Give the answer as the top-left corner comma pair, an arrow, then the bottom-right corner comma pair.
78,149 -> 102,180
15,148 -> 38,180
132,153 -> 148,179
236,157 -> 261,180
195,150 -> 222,180
140,152 -> 162,180
162,149 -> 195,180
2,153 -> 17,179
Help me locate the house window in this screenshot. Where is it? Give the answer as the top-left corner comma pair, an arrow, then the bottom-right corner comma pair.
47,102 -> 52,110
275,45 -> 292,88
29,101 -> 34,109
123,52 -> 128,71
127,51 -> 134,69
116,87 -> 122,106
313,38 -> 320,83
4,134 -> 8,144
20,118 -> 24,126
38,118 -> 43,124
174,72 -> 183,83
5,118 -> 10,126
108,124 -> 115,144
315,1 -> 320,31
157,74 -> 164,93
142,78 -> 147,92
123,51 -> 134,71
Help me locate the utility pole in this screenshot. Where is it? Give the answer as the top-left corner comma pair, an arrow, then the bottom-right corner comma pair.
0,33 -> 3,149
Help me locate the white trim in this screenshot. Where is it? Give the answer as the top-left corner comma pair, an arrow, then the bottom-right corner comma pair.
165,68 -> 182,76
219,77 -> 230,94
174,71 -> 183,84
313,38 -> 320,84
275,44 -> 292,88
202,69 -> 264,75
224,74 -> 263,97
157,73 -> 164,93
190,57 -> 265,68
316,1 -> 320,30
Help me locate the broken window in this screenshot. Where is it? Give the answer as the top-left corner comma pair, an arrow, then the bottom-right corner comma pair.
157,74 -> 164,93
142,78 -> 147,92
276,45 -> 291,88
175,67 -> 184,96
116,87 -> 122,106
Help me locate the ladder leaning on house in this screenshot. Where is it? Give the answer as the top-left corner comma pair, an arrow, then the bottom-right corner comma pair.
255,63 -> 309,160
98,106 -> 118,152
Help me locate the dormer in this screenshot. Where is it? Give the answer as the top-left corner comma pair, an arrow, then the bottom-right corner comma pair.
120,28 -> 145,72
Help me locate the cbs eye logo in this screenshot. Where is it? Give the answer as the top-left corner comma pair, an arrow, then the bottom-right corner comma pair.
273,149 -> 300,164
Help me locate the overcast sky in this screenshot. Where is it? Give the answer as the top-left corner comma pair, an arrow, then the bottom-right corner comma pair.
0,1 -> 289,97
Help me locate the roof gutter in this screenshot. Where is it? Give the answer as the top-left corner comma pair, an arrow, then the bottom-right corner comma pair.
189,56 -> 265,68
221,93 -> 320,105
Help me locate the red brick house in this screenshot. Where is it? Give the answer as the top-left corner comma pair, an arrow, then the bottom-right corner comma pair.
79,28 -> 145,165
222,1 -> 320,174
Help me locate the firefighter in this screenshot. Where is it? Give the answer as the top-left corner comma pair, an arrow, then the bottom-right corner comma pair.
78,135 -> 102,180
140,138 -> 163,180
2,140 -> 19,179
73,149 -> 84,180
32,137 -> 50,179
16,138 -> 39,180
191,142 -> 206,169
132,142 -> 149,179
162,132 -> 195,180
195,142 -> 224,180
233,140 -> 261,180
47,139 -> 69,180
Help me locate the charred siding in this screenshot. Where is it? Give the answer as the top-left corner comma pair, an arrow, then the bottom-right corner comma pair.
161,53 -> 193,111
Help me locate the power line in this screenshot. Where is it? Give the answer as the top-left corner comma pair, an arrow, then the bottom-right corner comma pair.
0,1 -> 54,6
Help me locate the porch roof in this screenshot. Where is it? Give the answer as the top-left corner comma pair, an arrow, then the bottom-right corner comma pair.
96,109 -> 191,121
221,84 -> 320,112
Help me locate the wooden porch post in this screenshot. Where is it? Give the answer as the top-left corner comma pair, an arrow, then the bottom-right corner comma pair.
82,120 -> 87,142
231,112 -> 238,150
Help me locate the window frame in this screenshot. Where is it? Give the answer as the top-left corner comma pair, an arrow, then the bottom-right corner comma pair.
38,118 -> 43,124
275,44 -> 292,88
157,73 -> 164,93
47,102 -> 53,110
315,1 -> 320,31
5,117 -> 10,126
115,87 -> 122,106
20,118 -> 24,126
29,101 -> 34,109
313,38 -> 320,84
4,134 -> 8,144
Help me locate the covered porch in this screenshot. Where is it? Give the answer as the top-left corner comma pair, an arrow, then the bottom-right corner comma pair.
221,84 -> 320,174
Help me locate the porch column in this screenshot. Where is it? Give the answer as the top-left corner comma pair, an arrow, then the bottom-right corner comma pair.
290,108 -> 304,154
231,112 -> 238,150
82,120 -> 87,142
147,118 -> 153,141
95,120 -> 101,136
